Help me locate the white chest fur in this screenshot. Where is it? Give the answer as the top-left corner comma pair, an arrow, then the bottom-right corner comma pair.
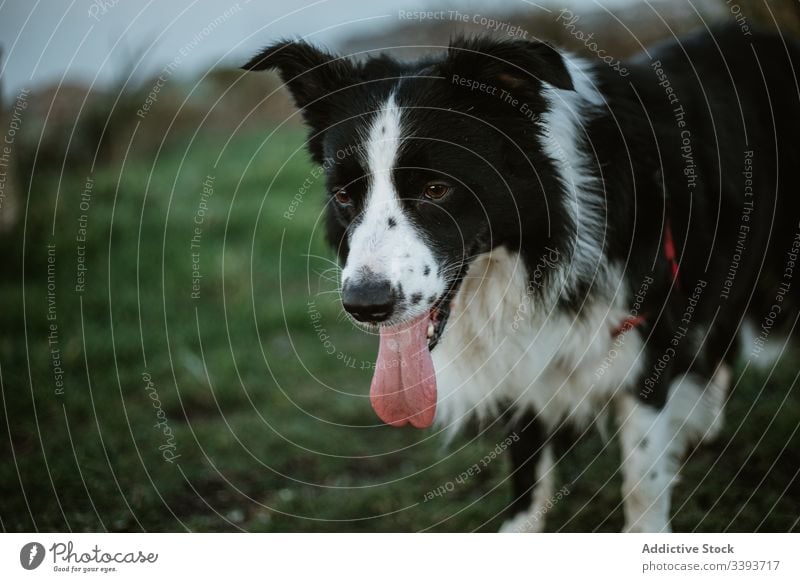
432,247 -> 643,433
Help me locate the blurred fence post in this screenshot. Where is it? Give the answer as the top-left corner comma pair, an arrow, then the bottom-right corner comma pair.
0,45 -> 20,235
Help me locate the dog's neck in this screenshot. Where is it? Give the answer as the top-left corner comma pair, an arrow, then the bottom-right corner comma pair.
535,55 -> 614,306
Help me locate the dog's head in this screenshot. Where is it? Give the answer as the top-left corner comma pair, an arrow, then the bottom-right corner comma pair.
244,37 -> 576,427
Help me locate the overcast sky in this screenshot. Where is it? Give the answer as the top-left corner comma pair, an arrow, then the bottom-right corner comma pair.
0,0 -> 637,99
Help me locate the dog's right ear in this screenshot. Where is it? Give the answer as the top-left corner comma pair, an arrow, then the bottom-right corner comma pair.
242,40 -> 355,137
442,37 -> 574,94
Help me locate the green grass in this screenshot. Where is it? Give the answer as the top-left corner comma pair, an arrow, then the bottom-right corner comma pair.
1,124 -> 798,533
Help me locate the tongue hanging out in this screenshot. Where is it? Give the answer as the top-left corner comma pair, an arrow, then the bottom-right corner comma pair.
370,313 -> 437,428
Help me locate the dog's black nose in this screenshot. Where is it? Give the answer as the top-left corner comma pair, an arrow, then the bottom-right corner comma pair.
342,278 -> 395,323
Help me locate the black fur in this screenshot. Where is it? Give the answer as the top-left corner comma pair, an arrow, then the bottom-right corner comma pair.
507,412 -> 548,517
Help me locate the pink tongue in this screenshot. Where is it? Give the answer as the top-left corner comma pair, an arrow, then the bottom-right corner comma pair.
370,313 -> 437,428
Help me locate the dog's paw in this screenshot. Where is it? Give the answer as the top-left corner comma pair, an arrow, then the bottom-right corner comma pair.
623,516 -> 672,533
498,511 -> 545,533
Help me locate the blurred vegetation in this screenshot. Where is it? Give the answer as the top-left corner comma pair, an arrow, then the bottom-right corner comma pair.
343,0 -> 800,60
0,0 -> 798,532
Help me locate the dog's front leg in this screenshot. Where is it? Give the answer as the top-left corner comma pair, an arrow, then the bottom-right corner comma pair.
617,393 -> 674,532
499,413 -> 554,533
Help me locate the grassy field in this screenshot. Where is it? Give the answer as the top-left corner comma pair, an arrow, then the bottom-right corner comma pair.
1,123 -> 798,533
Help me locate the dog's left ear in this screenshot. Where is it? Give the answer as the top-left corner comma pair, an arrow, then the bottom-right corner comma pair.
442,37 -> 574,92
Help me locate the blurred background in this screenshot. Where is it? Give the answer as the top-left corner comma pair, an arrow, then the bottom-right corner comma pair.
1,0 -> 799,532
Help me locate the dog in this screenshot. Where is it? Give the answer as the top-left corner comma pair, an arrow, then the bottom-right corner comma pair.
242,24 -> 800,532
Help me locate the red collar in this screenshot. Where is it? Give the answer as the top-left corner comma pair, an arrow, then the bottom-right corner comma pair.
612,218 -> 679,337
663,217 -> 680,285
612,313 -> 648,338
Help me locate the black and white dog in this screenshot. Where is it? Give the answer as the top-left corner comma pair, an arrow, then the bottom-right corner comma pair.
243,24 -> 800,532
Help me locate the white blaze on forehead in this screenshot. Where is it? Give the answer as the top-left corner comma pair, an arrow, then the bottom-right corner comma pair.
342,93 -> 406,279
341,93 -> 445,318
365,93 -> 403,183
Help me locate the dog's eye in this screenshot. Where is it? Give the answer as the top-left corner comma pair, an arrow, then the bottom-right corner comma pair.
333,187 -> 352,206
423,183 -> 450,200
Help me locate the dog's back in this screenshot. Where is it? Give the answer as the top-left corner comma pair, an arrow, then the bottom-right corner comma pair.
594,25 -> 800,368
